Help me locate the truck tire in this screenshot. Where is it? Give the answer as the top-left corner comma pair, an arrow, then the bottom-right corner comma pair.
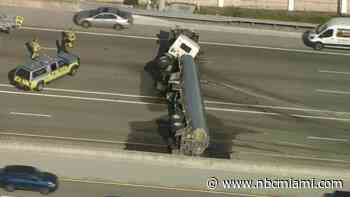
36,81 -> 44,91
5,184 -> 15,192
69,66 -> 79,76
313,42 -> 323,50
81,21 -> 91,28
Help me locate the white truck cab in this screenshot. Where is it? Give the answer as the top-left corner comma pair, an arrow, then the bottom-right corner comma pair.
168,34 -> 200,58
304,17 -> 350,50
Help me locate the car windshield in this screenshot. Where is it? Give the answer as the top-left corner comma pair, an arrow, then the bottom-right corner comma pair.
16,68 -> 30,80
316,23 -> 328,34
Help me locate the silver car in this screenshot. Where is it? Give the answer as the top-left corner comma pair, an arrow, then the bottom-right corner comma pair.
74,7 -> 133,30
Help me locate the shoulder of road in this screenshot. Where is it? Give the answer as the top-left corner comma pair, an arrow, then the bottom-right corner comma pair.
0,135 -> 349,197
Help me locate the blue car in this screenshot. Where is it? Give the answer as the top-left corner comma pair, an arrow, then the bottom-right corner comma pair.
0,165 -> 58,195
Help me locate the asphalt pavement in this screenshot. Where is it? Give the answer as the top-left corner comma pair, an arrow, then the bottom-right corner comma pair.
0,27 -> 349,161
0,179 -> 237,197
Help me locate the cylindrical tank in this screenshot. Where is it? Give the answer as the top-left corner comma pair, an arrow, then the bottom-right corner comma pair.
180,55 -> 209,155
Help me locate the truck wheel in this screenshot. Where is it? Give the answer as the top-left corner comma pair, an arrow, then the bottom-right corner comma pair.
39,187 -> 50,195
81,21 -> 91,28
114,24 -> 123,31
5,184 -> 15,192
36,81 -> 44,91
69,66 -> 79,76
313,42 -> 323,50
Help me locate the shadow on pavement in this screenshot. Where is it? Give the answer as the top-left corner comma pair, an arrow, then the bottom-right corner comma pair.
125,117 -> 170,154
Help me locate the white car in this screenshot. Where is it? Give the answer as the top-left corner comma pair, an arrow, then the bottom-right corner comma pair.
74,7 -> 133,30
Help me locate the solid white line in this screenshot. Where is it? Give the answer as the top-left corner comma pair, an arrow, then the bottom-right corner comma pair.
3,83 -> 350,116
22,26 -> 350,56
0,84 -> 160,99
61,178 -> 266,197
307,136 -> 349,142
292,114 -> 350,122
205,100 -> 350,115
206,107 -> 279,115
0,90 -> 164,106
0,131 -> 166,147
316,89 -> 350,95
318,70 -> 350,75
200,41 -> 350,56
9,112 -> 51,118
22,26 -> 158,40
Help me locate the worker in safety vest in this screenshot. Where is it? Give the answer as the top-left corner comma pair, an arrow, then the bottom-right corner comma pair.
62,28 -> 76,49
28,37 -> 41,59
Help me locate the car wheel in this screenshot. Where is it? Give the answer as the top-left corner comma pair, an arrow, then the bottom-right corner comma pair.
4,184 -> 15,192
313,42 -> 323,50
81,21 -> 91,28
39,187 -> 50,195
36,81 -> 44,91
5,28 -> 11,34
69,66 -> 79,76
114,24 -> 123,31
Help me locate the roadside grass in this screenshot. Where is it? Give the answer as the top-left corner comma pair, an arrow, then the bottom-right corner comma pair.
195,6 -> 337,24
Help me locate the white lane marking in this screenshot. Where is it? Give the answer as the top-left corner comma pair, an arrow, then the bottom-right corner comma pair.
22,26 -> 350,56
0,84 -> 160,99
3,83 -> 349,116
307,136 -> 349,142
318,70 -> 350,75
62,178 -> 266,197
292,114 -> 350,122
206,107 -> 279,115
22,26 -> 158,40
316,89 -> 350,95
9,112 -> 51,118
0,131 -> 166,147
237,150 -> 349,163
2,90 -> 350,121
200,41 -> 350,56
0,90 -> 164,106
205,100 -> 350,116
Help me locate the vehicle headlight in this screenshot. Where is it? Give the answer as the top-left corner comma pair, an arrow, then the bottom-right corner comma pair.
48,182 -> 56,187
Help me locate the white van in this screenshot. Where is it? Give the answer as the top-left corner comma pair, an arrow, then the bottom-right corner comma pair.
303,17 -> 350,50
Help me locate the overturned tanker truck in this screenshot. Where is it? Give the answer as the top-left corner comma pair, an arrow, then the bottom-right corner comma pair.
145,28 -> 209,156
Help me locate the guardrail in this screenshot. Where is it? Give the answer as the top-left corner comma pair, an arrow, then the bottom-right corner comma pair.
117,6 -> 318,30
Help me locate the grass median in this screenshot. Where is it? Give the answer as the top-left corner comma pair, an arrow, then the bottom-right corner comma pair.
195,6 -> 337,24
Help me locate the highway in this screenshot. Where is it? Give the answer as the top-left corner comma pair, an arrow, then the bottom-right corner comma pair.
0,180 -> 237,197
0,26 -> 350,161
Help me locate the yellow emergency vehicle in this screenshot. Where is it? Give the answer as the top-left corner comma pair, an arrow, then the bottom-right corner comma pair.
13,52 -> 80,91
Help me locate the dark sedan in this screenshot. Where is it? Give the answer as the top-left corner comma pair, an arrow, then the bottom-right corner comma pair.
0,165 -> 59,195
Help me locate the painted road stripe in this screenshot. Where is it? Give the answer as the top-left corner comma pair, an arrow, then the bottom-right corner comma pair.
206,107 -> 279,116
318,70 -> 350,75
61,178 -> 269,197
1,90 -> 350,121
22,26 -> 350,56
307,136 -> 349,142
0,90 -> 164,106
9,112 -> 51,118
22,26 -> 158,40
2,83 -> 349,116
292,114 -> 350,122
0,84 -> 160,99
41,47 -> 56,50
205,100 -> 350,115
0,131 -> 166,148
316,89 -> 350,95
